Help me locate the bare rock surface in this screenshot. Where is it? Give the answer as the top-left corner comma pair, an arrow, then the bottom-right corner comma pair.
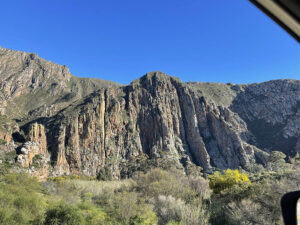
0,47 -> 299,178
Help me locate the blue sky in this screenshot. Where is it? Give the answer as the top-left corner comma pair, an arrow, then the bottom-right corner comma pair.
0,0 -> 299,84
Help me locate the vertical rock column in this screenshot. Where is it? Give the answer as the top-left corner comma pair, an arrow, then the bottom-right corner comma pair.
28,123 -> 47,155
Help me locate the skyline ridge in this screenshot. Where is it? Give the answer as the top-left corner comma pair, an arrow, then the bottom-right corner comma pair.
0,46 -> 298,86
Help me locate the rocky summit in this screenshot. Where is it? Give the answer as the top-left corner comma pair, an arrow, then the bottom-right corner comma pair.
0,47 -> 299,180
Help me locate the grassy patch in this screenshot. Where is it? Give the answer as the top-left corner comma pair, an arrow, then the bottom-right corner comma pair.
0,139 -> 6,145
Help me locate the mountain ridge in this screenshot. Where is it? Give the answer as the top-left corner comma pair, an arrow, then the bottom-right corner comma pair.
0,47 -> 299,180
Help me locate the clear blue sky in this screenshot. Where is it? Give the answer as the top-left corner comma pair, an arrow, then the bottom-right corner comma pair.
0,0 -> 299,84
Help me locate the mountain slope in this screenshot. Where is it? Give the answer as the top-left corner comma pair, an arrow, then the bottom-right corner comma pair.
0,46 -> 119,137
0,47 -> 299,179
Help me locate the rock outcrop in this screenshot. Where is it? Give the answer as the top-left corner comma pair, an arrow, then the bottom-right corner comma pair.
0,132 -> 11,143
17,142 -> 43,167
16,124 -> 50,180
41,72 -> 270,177
0,47 -> 299,179
27,123 -> 47,154
230,79 -> 300,156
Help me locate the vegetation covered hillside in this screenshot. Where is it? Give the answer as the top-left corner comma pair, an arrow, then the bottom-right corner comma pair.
0,152 -> 299,225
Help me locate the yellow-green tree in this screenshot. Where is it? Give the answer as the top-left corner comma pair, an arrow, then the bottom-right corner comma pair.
208,169 -> 251,194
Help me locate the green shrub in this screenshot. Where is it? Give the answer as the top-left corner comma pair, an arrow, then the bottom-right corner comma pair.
135,169 -> 201,202
0,139 -> 6,145
166,221 -> 183,225
151,195 -> 209,225
77,201 -> 107,225
44,203 -> 85,225
33,154 -> 41,161
31,154 -> 42,168
225,199 -> 273,225
3,150 -> 17,162
107,191 -> 139,224
97,167 -> 112,181
129,205 -> 158,225
120,154 -> 154,178
0,173 -> 46,225
266,151 -> 291,173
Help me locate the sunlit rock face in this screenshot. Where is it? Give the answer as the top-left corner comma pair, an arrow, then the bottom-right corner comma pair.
41,72 -> 268,177
16,124 -> 50,180
0,47 -> 299,179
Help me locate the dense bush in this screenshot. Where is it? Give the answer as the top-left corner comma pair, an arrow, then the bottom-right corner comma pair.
209,165 -> 299,225
0,173 -> 46,225
151,195 -> 209,225
44,203 -> 85,225
0,156 -> 298,225
135,169 -> 211,224
208,169 -> 251,194
135,168 -> 211,203
266,151 -> 292,173
96,167 -> 113,181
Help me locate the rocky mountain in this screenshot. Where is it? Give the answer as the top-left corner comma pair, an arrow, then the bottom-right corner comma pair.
0,47 -> 299,180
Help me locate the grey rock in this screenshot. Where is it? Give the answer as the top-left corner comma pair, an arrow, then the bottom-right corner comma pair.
0,47 -> 299,179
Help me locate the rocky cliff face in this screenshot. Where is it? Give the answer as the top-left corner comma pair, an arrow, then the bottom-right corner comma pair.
230,79 -> 300,155
40,72 -> 270,178
0,46 -> 119,133
0,47 -> 299,179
